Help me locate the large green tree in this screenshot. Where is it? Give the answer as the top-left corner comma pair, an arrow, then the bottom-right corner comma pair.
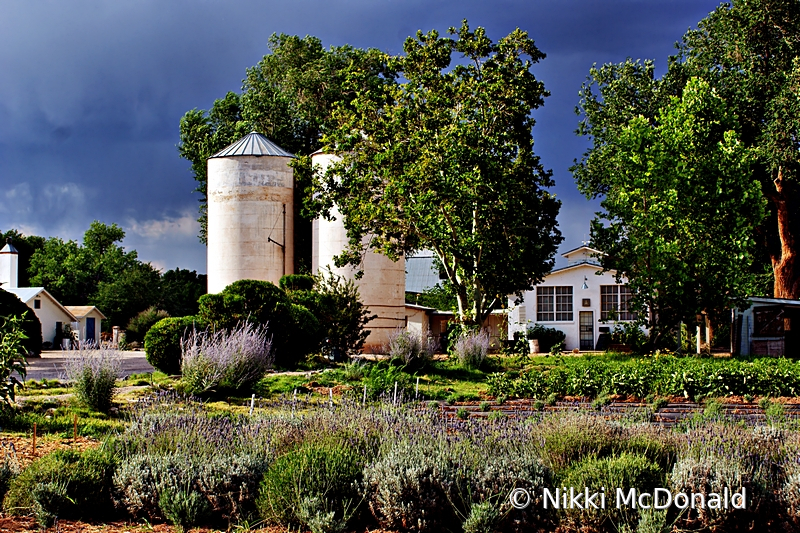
317,21 -> 562,326
676,0 -> 800,299
576,76 -> 766,345
178,33 -> 389,269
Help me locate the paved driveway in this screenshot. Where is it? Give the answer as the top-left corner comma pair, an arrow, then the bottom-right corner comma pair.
20,350 -> 155,382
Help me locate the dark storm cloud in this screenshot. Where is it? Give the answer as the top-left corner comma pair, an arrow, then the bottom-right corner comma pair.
0,0 -> 723,272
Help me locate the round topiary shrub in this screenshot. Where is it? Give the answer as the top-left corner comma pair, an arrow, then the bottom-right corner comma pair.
279,274 -> 315,292
0,288 -> 42,357
144,316 -> 206,375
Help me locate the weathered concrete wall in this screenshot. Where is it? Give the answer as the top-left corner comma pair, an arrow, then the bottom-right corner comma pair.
207,155 -> 294,294
311,152 -> 406,352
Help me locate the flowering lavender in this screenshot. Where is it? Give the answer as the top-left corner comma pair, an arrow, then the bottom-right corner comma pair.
180,322 -> 272,394
63,347 -> 122,412
386,328 -> 437,367
452,330 -> 490,369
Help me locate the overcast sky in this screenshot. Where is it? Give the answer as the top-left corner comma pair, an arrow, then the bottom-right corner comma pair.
0,0 -> 723,273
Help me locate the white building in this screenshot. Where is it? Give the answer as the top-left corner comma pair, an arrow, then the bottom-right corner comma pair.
507,246 -> 638,351
0,239 -> 104,348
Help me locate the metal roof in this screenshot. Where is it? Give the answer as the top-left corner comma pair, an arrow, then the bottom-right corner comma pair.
6,287 -> 77,320
0,242 -> 18,254
405,253 -> 442,294
210,132 -> 294,159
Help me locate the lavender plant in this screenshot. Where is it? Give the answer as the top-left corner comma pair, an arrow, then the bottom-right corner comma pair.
452,330 -> 490,369
63,347 -> 122,413
180,322 -> 272,394
386,328 -> 436,369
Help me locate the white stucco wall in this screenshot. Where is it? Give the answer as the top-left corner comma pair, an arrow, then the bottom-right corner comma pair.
25,294 -> 75,346
508,264 -> 635,351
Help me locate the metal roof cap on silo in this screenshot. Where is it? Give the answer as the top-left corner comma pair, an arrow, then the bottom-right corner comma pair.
210,132 -> 294,158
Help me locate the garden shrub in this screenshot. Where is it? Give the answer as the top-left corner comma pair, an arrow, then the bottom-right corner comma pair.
560,453 -> 663,530
669,425 -> 775,530
180,322 -> 272,394
279,274 -> 315,292
125,306 -> 169,343
361,363 -> 412,401
463,501 -> 499,533
113,451 -> 266,524
364,438 -> 454,531
159,485 -> 210,530
0,288 -> 42,356
4,447 -> 116,520
257,439 -> 364,530
526,324 -> 566,353
452,330 -> 490,369
198,279 -> 321,368
32,480 -> 71,527
144,316 -> 206,375
386,328 -> 435,370
64,348 -> 121,413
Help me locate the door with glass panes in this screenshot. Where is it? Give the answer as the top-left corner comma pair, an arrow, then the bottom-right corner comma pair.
579,311 -> 594,350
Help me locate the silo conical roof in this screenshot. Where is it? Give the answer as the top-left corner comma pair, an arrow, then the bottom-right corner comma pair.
210,132 -> 294,158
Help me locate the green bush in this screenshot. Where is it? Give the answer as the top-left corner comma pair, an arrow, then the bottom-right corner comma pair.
199,279 -> 321,368
144,316 -> 206,375
4,447 -> 116,520
526,324 -> 566,353
125,306 -> 169,343
64,349 -> 121,413
560,453 -> 664,529
257,440 -> 364,530
287,270 -> 373,359
0,289 -> 41,356
159,485 -> 209,530
279,274 -> 315,292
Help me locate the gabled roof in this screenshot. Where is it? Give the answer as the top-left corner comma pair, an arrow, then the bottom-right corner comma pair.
547,262 -> 610,276
64,306 -> 107,320
210,132 -> 294,158
6,287 -> 77,321
561,245 -> 603,258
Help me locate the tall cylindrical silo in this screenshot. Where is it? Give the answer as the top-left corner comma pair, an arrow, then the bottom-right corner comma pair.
207,132 -> 294,294
311,152 -> 406,352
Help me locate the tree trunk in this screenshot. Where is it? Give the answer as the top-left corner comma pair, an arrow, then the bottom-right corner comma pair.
771,169 -> 800,299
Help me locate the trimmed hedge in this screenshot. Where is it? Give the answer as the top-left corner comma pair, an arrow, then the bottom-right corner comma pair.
144,316 -> 206,375
487,355 -> 800,400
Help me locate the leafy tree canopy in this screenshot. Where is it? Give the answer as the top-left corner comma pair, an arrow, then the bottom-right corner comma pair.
178,34 -> 390,244
316,21 -> 562,326
575,73 -> 767,345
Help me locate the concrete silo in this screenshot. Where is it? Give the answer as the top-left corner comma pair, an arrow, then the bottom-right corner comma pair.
311,152 -> 406,351
207,132 -> 294,294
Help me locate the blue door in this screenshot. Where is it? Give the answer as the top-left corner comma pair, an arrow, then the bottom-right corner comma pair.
86,318 -> 96,345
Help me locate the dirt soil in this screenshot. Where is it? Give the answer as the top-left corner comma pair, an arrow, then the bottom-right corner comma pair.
0,435 -> 100,470
0,518 -> 401,532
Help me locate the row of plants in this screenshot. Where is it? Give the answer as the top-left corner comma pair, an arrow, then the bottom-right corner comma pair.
487,355 -> 800,400
4,395 -> 800,532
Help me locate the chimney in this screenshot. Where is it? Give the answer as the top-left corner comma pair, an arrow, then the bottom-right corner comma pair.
0,238 -> 19,289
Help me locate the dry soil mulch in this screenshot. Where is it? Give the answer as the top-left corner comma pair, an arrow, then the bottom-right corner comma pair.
0,435 -> 100,470
0,519 -> 401,533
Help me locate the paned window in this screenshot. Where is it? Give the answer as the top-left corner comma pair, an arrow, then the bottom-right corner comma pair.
601,285 -> 637,321
537,286 -> 573,321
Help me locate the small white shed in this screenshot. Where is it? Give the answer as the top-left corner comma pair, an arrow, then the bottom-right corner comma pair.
64,306 -> 106,346
6,287 -> 77,347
